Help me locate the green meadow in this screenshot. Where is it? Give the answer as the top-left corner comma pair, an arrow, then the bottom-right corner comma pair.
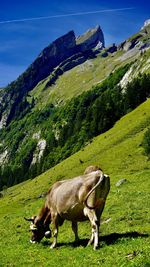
0,99 -> 150,266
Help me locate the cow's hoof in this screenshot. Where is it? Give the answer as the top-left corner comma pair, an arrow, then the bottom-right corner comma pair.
87,239 -> 94,246
50,244 -> 56,249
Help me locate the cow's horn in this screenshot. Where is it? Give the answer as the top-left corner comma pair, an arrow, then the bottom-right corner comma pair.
30,224 -> 37,230
24,217 -> 34,222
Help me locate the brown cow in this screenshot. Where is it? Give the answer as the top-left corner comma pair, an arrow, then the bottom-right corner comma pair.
25,167 -> 110,250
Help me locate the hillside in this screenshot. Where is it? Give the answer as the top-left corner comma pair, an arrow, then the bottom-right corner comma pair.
0,99 -> 150,266
0,20 -> 150,189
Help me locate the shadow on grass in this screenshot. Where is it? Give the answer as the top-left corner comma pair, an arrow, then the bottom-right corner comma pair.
100,231 -> 149,246
42,231 -> 149,248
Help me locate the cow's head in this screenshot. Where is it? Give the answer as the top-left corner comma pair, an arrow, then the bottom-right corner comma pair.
24,216 -> 51,243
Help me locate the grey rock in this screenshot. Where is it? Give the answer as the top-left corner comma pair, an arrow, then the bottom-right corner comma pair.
123,34 -> 143,51
116,178 -> 127,187
123,41 -> 132,51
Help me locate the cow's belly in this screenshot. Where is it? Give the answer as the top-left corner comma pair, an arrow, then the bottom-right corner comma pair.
59,203 -> 87,222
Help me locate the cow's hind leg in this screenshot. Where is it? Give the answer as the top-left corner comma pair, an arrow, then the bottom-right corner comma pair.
84,208 -> 99,250
72,221 -> 79,244
87,228 -> 94,246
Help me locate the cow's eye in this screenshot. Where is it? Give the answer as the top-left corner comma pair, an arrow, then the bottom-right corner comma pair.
32,229 -> 38,232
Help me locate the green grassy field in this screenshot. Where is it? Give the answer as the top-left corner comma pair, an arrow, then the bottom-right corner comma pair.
0,99 -> 150,266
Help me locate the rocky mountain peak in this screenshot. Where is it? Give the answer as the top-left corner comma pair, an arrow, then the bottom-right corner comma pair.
141,19 -> 150,30
76,25 -> 105,51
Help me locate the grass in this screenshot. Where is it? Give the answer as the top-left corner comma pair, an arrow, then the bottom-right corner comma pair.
1,99 -> 150,266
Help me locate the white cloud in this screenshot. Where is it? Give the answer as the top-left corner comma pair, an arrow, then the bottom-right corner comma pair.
0,7 -> 135,24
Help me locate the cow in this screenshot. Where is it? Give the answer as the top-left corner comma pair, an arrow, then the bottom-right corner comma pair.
25,166 -> 110,250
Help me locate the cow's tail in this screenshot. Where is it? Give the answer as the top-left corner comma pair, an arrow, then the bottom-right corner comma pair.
84,171 -> 104,210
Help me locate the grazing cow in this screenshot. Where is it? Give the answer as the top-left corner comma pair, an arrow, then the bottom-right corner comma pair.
25,166 -> 110,250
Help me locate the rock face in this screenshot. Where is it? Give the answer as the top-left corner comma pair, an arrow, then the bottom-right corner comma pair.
31,139 -> 46,165
34,30 -> 76,80
20,30 -> 77,93
118,34 -> 143,52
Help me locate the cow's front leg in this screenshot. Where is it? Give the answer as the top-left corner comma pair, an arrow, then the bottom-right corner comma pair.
50,227 -> 58,249
72,221 -> 79,244
50,219 -> 58,249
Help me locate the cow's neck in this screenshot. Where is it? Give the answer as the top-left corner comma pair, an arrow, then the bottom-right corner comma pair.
37,205 -> 51,225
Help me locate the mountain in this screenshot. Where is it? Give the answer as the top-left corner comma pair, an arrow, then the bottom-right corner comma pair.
0,20 -> 150,189
0,25 -> 104,127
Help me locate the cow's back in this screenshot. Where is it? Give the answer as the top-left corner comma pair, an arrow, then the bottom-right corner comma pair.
47,176 -> 86,221
46,171 -> 108,222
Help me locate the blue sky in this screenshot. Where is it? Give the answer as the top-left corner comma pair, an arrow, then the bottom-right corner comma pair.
0,0 -> 149,87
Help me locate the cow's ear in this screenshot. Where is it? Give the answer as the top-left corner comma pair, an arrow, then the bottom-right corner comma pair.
30,224 -> 38,231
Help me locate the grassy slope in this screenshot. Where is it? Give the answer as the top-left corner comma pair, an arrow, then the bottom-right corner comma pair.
1,99 -> 150,266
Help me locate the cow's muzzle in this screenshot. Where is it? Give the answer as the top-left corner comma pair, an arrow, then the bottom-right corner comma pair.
30,240 -> 37,244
